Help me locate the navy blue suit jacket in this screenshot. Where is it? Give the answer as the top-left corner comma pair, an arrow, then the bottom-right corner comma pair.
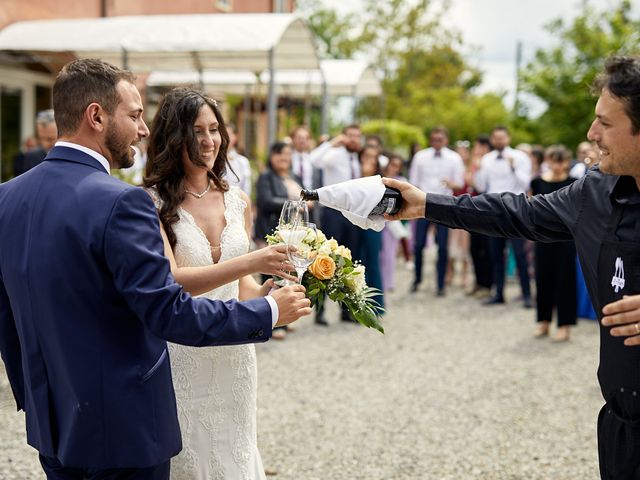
0,146 -> 272,468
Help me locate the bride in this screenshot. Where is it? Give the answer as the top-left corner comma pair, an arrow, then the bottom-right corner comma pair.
143,87 -> 297,479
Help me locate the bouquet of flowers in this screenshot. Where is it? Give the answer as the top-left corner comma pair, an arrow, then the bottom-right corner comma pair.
266,226 -> 384,333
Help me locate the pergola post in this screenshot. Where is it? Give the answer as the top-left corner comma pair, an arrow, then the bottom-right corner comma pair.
351,84 -> 359,123
243,83 -> 251,153
321,78 -> 328,135
267,47 -> 277,147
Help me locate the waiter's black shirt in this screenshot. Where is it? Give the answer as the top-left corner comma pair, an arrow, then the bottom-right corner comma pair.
426,166 -> 640,316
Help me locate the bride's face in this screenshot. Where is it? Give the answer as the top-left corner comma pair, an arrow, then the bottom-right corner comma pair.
182,104 -> 221,173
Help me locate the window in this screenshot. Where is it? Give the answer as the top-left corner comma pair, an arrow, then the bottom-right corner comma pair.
273,0 -> 287,13
216,0 -> 231,11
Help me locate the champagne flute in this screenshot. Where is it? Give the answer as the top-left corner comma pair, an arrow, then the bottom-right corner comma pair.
278,200 -> 309,231
284,222 -> 317,284
273,201 -> 309,286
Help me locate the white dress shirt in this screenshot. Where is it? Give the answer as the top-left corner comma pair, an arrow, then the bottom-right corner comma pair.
291,149 -> 314,190
409,147 -> 465,195
474,146 -> 532,194
56,141 -> 111,173
309,143 -> 361,186
225,149 -> 252,196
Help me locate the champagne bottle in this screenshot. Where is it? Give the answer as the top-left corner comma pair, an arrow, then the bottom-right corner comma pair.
300,185 -> 403,217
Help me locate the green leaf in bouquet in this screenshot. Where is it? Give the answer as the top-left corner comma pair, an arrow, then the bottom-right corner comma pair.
348,303 -> 384,334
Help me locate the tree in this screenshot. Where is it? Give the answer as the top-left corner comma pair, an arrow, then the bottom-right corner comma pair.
298,0 -> 513,150
296,0 -> 367,59
521,0 -> 640,150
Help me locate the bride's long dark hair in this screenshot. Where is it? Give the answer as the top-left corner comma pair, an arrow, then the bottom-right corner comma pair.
144,87 -> 230,248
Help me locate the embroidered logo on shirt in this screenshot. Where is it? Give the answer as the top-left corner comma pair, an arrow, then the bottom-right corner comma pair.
612,257 -> 626,293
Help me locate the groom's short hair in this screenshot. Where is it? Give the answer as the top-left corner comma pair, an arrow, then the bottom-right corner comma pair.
53,59 -> 135,137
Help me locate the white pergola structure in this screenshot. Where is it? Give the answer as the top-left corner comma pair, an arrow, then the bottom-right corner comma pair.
0,13 -> 321,148
147,59 -> 382,135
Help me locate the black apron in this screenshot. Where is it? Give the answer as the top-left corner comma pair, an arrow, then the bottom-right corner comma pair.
596,204 -> 640,479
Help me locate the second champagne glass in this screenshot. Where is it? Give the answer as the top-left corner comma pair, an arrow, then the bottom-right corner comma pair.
284,222 -> 317,284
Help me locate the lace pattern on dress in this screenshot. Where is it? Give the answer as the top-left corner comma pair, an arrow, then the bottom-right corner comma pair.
155,187 -> 263,480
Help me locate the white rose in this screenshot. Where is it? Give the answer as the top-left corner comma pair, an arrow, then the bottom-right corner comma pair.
318,242 -> 332,255
353,265 -> 366,292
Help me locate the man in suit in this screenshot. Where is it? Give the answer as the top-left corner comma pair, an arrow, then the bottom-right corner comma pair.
13,109 -> 58,176
0,58 -> 311,479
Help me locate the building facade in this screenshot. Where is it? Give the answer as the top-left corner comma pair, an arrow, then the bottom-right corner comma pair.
0,0 -> 296,180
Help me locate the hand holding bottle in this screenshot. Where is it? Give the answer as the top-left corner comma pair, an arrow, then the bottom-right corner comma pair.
381,177 -> 427,221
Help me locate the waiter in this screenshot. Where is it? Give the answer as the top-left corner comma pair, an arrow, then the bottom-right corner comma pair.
384,55 -> 640,479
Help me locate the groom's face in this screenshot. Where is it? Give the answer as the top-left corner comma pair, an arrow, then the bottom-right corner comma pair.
105,80 -> 149,169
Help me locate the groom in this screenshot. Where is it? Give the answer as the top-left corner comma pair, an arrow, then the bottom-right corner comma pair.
0,58 -> 311,479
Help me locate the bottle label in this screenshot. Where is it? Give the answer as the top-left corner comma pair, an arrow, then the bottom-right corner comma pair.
369,197 -> 396,216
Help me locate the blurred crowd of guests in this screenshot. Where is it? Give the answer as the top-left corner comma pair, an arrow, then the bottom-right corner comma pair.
242,123 -> 599,342
13,110 -> 599,342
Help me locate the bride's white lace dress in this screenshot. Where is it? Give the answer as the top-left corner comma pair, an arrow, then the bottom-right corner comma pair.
150,186 -> 266,480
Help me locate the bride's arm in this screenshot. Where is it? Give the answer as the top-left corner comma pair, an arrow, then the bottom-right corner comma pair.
157,207 -> 292,297
158,223 -> 255,296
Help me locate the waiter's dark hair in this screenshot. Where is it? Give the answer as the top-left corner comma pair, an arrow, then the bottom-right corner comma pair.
593,55 -> 640,135
53,59 -> 135,137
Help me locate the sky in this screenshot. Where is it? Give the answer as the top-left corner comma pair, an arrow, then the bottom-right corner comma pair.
320,0 -> 636,115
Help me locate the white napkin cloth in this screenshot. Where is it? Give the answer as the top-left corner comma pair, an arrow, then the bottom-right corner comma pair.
316,175 -> 386,231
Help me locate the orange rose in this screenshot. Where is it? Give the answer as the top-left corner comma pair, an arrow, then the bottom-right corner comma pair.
309,254 -> 336,280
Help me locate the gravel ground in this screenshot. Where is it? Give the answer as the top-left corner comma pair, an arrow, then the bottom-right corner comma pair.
0,257 -> 603,479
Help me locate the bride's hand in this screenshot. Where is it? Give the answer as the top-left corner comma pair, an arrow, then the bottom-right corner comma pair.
258,278 -> 275,297
249,244 -> 297,282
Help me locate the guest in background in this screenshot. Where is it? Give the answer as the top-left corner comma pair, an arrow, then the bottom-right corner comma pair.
358,146 -> 384,310
11,136 -> 37,178
224,123 -> 252,196
381,154 -> 410,292
13,109 -> 57,176
365,134 -> 390,169
465,134 -> 494,298
446,140 -> 473,288
475,126 -> 533,308
290,125 -> 315,191
290,125 -> 323,228
409,126 -> 464,296
570,140 -> 596,179
530,146 -> 577,342
530,145 -> 546,178
255,141 -> 304,338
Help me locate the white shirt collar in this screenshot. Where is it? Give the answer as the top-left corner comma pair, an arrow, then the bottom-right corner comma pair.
55,141 -> 111,174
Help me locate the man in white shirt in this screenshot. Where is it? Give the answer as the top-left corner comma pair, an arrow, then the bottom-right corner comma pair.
290,126 -> 316,190
409,126 -> 464,296
309,124 -> 363,322
224,123 -> 252,196
474,125 -> 533,308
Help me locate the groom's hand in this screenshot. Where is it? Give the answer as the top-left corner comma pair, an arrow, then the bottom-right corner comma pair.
382,177 -> 427,221
270,284 -> 312,327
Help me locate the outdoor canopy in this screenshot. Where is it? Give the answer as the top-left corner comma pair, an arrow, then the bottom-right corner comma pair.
0,13 -> 322,142
0,13 -> 320,72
